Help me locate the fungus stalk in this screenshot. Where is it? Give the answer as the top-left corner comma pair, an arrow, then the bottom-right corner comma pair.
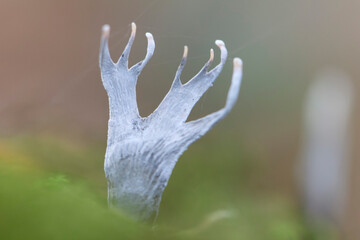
99,23 -> 243,222
299,69 -> 353,227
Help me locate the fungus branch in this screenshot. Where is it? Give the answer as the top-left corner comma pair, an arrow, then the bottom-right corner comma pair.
99,23 -> 243,222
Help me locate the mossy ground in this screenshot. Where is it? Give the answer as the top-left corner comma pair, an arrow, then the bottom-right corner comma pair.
0,135 -> 334,240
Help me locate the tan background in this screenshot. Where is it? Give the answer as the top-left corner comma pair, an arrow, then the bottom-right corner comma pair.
0,0 -> 359,238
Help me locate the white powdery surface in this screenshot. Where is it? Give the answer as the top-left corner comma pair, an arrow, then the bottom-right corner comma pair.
99,23 -> 243,221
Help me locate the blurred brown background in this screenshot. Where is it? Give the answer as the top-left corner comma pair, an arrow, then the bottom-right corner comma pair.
0,0 -> 359,239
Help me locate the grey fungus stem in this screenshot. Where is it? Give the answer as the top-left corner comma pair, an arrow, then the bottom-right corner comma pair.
118,22 -> 136,66
130,31 -> 155,75
99,24 -> 112,68
172,45 -> 188,88
99,23 -> 244,222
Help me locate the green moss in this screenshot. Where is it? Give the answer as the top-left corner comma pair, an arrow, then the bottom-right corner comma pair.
0,135 -> 337,239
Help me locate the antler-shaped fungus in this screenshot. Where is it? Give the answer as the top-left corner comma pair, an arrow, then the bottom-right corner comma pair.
99,23 -> 243,222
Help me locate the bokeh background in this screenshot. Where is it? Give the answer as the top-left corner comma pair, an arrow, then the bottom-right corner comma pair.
0,0 -> 359,239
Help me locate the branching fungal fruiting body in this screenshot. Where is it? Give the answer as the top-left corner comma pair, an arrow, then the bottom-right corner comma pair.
99,23 -> 243,222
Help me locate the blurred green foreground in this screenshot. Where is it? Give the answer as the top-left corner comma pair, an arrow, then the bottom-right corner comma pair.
0,135 -> 331,240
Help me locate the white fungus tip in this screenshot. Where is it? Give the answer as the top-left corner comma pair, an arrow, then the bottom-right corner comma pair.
233,58 -> 243,69
131,22 -> 136,36
209,48 -> 214,62
145,32 -> 153,39
102,24 -> 110,38
215,40 -> 225,47
183,45 -> 188,59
